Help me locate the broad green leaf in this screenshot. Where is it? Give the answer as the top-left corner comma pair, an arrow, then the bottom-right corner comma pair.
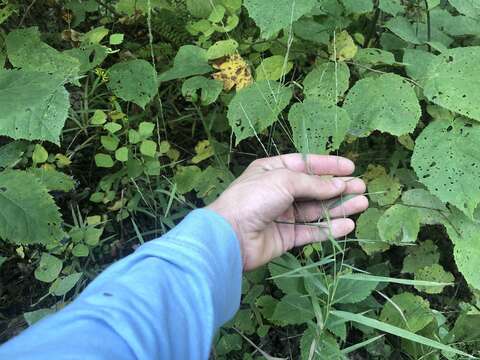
207,39 -> 238,59
95,154 -> 114,168
343,73 -> 421,137
109,33 -> 124,45
451,313 -> 480,343
194,166 -> 234,204
81,26 -> 109,44
330,30 -> 358,61
138,122 -> 155,138
301,328 -> 343,360
268,253 -> 305,294
445,208 -> 480,290
414,264 -> 454,294
333,273 -> 379,304
116,0 -> 166,15
256,55 -> 293,81
0,70 -> 70,144
384,17 -> 422,44
182,76 -> 223,105
243,0 -> 317,39
332,310 -> 472,357
215,333 -> 243,356
448,0 -> 480,18
107,60 -> 158,108
402,240 -> 440,274
355,208 -> 390,255
411,118 -> 480,218
403,48 -> 438,86
84,227 -> 103,246
101,135 -> 119,151
115,147 -> 129,162
140,140 -> 157,157
6,27 -> 80,81
424,47 -> 480,122
186,0 -> 216,18
72,243 -> 89,257
64,44 -> 109,73
0,142 -> 27,169
368,174 -> 402,206
27,168 -> 75,192
256,295 -> 278,320
288,99 -> 351,154
379,0 -> 404,15
380,293 -> 433,333
354,48 -> 396,66
429,8 -> 480,37
32,144 -> 48,164
158,45 -> 212,82
49,272 -> 82,296
378,204 -> 420,244
0,170 -> 64,244
292,19 -> 331,45
90,110 -> 107,125
34,253 -> 63,283
341,0 -> 373,14
270,294 -> 314,325
227,80 -> 292,144
174,166 -> 202,194
401,189 -> 448,225
24,308 -> 55,326
303,61 -> 350,104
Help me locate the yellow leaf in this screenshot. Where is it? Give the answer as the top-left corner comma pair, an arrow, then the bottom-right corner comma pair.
330,30 -> 358,61
55,154 -> 72,168
192,140 -> 214,164
363,164 -> 387,184
212,54 -> 253,91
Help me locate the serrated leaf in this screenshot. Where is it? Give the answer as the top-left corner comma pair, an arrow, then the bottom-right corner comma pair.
343,73 -> 421,137
412,118 -> 480,218
378,204 -> 420,244
270,294 -> 314,325
49,272 -> 82,296
303,61 -> 350,104
380,293 -> 433,333
182,76 -> 223,105
356,208 -> 390,255
402,240 -> 440,274
333,273 -> 379,304
227,80 -> 292,144
27,168 -> 75,192
158,45 -> 212,82
268,253 -> 305,294
424,47 -> 480,122
288,99 -> 351,154
414,264 -> 454,294
368,174 -> 402,206
107,60 -> 158,109
0,70 -> 70,144
0,170 -> 64,244
255,55 -> 293,81
34,253 -> 63,283
6,27 -> 80,81
243,0 -> 317,39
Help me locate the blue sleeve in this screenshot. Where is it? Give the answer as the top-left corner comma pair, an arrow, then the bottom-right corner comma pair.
0,209 -> 243,360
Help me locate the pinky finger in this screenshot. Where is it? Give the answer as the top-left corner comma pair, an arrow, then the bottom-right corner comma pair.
294,218 -> 355,247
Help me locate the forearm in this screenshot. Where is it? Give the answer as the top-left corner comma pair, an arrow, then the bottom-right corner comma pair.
0,209 -> 242,360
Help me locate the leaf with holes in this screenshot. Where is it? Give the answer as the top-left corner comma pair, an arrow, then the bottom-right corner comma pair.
34,253 -> 63,283
368,174 -> 402,206
414,264 -> 454,294
412,118 -> 480,218
378,204 -> 421,244
303,61 -> 350,104
182,76 -> 223,105
0,170 -> 64,245
424,47 -> 480,122
354,48 -> 396,65
402,240 -> 440,274
288,99 -> 351,154
343,73 -> 421,137
0,70 -> 70,144
27,168 -> 75,192
227,80 -> 292,144
448,0 -> 480,18
243,0 -> 317,39
107,60 -> 158,109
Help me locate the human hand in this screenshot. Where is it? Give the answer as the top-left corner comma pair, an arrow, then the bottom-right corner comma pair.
207,154 -> 368,271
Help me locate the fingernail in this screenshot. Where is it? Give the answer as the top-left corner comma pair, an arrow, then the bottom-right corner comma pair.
332,178 -> 345,189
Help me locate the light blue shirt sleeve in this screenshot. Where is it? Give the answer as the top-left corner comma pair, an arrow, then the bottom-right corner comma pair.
0,209 -> 243,360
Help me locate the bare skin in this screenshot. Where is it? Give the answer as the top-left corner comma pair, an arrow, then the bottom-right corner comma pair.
207,154 -> 369,271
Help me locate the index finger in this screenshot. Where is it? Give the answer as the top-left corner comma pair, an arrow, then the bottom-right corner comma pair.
252,153 -> 355,176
